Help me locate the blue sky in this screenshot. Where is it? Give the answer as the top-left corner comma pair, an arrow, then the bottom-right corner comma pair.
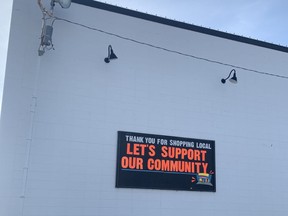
1,0 -> 288,115
97,0 -> 288,45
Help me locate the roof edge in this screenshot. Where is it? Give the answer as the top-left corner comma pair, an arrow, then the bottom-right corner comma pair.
72,0 -> 288,53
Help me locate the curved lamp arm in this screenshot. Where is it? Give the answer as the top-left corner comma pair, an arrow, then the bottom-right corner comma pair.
221,69 -> 237,84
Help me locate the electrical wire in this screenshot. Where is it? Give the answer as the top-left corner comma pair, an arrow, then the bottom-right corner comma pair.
37,0 -> 53,17
54,16 -> 288,80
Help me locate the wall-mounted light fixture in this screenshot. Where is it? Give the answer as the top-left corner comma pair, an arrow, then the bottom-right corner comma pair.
221,69 -> 237,84
104,45 -> 118,63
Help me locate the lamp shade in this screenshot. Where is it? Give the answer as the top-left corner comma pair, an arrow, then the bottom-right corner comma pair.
229,72 -> 237,83
109,48 -> 118,60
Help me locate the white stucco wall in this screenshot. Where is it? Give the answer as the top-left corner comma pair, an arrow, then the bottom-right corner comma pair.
1,1 -> 288,215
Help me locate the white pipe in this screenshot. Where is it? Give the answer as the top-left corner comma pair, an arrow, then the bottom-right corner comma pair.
20,56 -> 41,216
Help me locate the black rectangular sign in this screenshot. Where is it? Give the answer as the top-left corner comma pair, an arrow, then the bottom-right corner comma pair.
116,131 -> 216,192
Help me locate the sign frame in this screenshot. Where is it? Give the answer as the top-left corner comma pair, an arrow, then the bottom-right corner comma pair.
116,131 -> 216,192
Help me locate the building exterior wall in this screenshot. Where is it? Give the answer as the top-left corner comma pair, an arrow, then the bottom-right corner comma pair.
1,0 -> 288,215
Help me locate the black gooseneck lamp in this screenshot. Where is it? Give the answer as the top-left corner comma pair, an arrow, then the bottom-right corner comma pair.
104,45 -> 118,63
221,69 -> 237,84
